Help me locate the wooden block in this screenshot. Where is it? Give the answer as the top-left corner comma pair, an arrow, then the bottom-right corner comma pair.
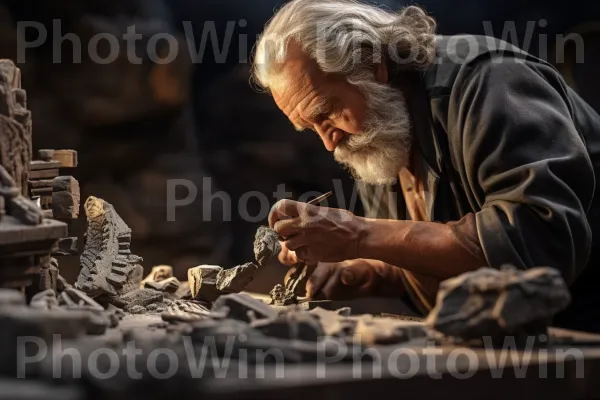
30,160 -> 62,171
28,179 -> 54,189
38,149 -> 78,168
29,169 -> 59,180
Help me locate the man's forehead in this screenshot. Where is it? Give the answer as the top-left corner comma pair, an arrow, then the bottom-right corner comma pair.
271,48 -> 325,114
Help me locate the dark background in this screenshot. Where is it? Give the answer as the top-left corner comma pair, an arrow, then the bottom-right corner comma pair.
0,0 -> 599,289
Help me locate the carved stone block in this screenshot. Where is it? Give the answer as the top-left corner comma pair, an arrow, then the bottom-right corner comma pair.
76,197 -> 144,298
0,60 -> 31,197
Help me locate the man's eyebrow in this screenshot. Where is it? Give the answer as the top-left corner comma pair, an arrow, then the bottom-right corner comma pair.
293,122 -> 305,131
306,98 -> 329,119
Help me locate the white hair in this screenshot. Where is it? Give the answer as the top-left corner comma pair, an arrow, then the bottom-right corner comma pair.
252,0 -> 437,184
252,0 -> 437,90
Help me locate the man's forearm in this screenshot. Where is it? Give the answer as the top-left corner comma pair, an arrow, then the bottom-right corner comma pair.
356,218 -> 485,279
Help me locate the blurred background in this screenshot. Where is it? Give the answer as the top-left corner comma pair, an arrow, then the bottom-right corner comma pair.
0,0 -> 598,290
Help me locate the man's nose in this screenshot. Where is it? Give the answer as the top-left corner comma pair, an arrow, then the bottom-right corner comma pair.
315,124 -> 342,152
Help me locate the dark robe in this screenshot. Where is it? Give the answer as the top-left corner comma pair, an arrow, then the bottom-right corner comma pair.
358,35 -> 600,332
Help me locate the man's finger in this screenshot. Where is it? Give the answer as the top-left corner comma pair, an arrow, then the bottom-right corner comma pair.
268,199 -> 306,227
306,263 -> 334,298
319,266 -> 343,299
284,233 -> 307,251
273,218 -> 302,238
295,246 -> 317,264
278,243 -> 299,266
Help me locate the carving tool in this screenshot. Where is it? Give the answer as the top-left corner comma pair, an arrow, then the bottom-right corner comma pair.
306,191 -> 333,206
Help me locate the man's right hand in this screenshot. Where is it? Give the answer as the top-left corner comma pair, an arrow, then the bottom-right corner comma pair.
306,259 -> 406,300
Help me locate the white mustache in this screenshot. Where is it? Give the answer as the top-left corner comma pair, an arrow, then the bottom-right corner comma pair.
334,79 -> 412,185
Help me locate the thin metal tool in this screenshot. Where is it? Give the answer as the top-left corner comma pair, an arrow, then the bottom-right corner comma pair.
306,191 -> 333,206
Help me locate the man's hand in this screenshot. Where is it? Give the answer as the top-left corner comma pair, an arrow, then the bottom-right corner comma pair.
268,199 -> 367,264
278,241 -> 299,266
306,259 -> 406,300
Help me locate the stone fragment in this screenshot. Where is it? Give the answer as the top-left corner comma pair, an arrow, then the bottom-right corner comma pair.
309,307 -> 357,338
353,315 -> 429,345
0,288 -> 25,306
269,284 -> 295,306
211,293 -> 276,323
175,281 -> 192,299
57,275 -> 71,292
187,265 -> 222,302
76,196 -> 144,298
251,311 -> 324,341
140,265 -> 173,288
162,300 -> 210,323
30,289 -> 59,310
112,288 -> 164,308
253,226 -> 282,267
215,262 -> 259,293
59,287 -> 105,311
145,277 -> 180,294
425,266 -> 571,345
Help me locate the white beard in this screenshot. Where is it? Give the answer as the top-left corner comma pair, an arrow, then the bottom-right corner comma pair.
334,79 -> 412,185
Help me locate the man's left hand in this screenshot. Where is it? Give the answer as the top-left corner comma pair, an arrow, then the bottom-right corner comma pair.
268,199 -> 366,264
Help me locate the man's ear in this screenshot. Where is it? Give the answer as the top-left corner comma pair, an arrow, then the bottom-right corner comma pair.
374,58 -> 388,84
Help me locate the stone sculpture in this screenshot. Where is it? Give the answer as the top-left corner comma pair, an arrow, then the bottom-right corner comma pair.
76,196 -> 144,297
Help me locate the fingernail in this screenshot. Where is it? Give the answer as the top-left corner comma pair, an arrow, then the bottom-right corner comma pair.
341,269 -> 357,285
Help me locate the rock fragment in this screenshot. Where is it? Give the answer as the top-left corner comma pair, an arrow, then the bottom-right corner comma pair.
211,293 -> 276,323
426,266 -> 571,345
251,311 -> 324,341
253,226 -> 281,267
216,263 -> 259,292
187,265 -> 222,302
162,300 -> 210,323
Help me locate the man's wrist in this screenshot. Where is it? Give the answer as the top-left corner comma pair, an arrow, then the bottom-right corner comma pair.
353,216 -> 372,259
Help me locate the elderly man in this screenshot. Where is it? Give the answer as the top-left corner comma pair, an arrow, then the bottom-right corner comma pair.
252,0 -> 600,332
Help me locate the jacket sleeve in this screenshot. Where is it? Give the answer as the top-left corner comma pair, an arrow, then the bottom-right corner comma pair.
447,56 -> 595,284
